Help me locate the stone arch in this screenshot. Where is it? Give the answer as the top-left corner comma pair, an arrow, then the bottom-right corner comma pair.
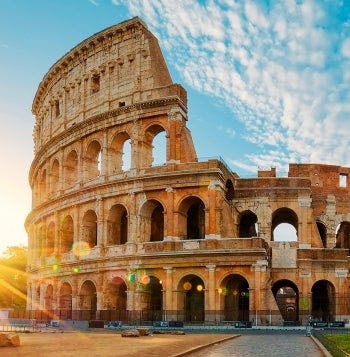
79,280 -> 97,320
238,210 -> 258,238
140,275 -> 163,321
46,221 -> 55,256
142,124 -> 167,167
219,274 -> 249,322
110,131 -> 131,173
84,140 -> 102,180
103,276 -> 127,321
271,207 -> 298,241
311,280 -> 335,322
335,221 -> 350,249
60,215 -> 74,253
64,150 -> 78,187
82,210 -> 98,247
316,221 -> 327,248
178,274 -> 205,322
40,169 -> 47,200
272,279 -> 299,323
51,159 -> 59,193
178,196 -> 205,240
225,179 -> 234,201
44,284 -> 54,311
59,282 -> 72,319
140,199 -> 164,242
107,204 -> 128,245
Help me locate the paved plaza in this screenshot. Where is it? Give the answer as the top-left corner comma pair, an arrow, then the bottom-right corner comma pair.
185,332 -> 324,357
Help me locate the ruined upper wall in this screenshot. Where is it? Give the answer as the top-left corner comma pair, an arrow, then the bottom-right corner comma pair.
32,17 -> 186,152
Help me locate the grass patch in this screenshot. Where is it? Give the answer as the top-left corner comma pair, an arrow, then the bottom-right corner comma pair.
324,334 -> 350,354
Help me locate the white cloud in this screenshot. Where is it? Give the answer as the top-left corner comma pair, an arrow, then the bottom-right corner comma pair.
88,0 -> 99,6
113,0 -> 350,173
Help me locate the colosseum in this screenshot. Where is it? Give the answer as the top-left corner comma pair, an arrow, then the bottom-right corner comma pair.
25,17 -> 350,327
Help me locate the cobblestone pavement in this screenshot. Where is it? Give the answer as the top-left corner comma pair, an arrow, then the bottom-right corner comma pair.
186,333 -> 323,357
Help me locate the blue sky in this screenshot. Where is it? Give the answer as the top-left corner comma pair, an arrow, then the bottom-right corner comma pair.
1,0 -> 350,253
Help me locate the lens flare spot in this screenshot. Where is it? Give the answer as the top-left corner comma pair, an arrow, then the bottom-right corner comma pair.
218,288 -> 223,294
73,267 -> 81,273
52,264 -> 59,271
196,284 -> 203,292
127,273 -> 136,283
140,275 -> 150,285
183,282 -> 192,291
72,241 -> 91,257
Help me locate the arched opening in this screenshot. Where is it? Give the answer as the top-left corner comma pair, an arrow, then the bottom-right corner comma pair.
150,204 -> 164,242
220,274 -> 249,322
65,150 -> 78,187
82,210 -> 97,247
61,215 -> 74,253
85,140 -> 102,180
46,222 -> 55,256
107,205 -> 128,245
59,282 -> 72,319
272,280 -> 299,323
143,124 -> 167,167
272,208 -> 298,241
37,225 -> 44,259
104,277 -> 127,321
141,275 -> 163,321
40,169 -> 47,200
317,221 -> 327,248
178,275 -> 205,323
311,280 -> 335,322
51,159 -> 59,193
225,179 -> 234,201
140,200 -> 164,242
152,131 -> 166,166
238,210 -> 258,237
179,197 -> 205,240
79,280 -> 97,320
335,221 -> 350,249
110,132 -> 131,173
45,284 -> 54,312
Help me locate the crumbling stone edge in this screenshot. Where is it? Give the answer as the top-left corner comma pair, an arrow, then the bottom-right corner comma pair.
173,335 -> 241,357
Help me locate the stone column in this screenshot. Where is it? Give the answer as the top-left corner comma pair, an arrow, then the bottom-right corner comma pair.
164,187 -> 175,239
101,131 -> 108,178
163,267 -> 173,315
95,197 -> 105,247
206,264 -> 216,322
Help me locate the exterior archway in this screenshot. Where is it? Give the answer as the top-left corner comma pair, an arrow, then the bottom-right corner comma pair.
140,200 -> 164,242
272,208 -> 298,241
272,280 -> 299,323
60,215 -> 74,253
110,132 -> 131,173
178,196 -> 205,240
220,274 -> 249,322
51,159 -> 59,193
79,280 -> 97,320
143,124 -> 167,167
40,169 -> 47,200
178,275 -> 205,323
316,221 -> 327,248
311,280 -> 335,322
44,284 -> 54,311
59,282 -> 72,319
65,150 -> 78,187
84,140 -> 102,180
225,179 -> 234,201
46,222 -> 55,256
141,275 -> 163,321
239,210 -> 258,237
82,210 -> 97,247
335,221 -> 350,249
103,276 -> 127,321
107,205 -> 128,245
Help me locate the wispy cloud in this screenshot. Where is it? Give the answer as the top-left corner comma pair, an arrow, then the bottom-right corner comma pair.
88,0 -> 98,6
113,0 -> 350,173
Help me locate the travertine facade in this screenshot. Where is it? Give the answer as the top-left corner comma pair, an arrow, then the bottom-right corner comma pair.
26,17 -> 350,325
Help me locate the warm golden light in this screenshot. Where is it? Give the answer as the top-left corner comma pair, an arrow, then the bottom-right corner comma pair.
183,282 -> 192,290
196,284 -> 203,291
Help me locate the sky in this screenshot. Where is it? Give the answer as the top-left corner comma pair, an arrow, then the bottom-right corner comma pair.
1,0 -> 350,253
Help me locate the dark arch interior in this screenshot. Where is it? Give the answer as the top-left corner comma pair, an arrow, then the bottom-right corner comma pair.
316,221 -> 327,247
335,221 -> 350,249
311,280 -> 335,322
272,280 -> 299,323
150,204 -> 164,241
239,211 -> 257,238
225,180 -> 234,201
187,200 -> 205,240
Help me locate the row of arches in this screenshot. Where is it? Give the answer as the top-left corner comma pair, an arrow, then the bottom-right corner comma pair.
34,196 -> 206,257
39,276 -> 338,323
34,126 -> 167,202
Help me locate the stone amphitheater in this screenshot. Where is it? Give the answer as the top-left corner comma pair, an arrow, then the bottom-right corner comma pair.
25,17 -> 350,326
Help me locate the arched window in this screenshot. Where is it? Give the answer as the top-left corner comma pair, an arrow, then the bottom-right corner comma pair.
40,169 -> 47,200
107,205 -> 128,245
272,208 -> 298,242
79,280 -> 97,320
46,222 -> 55,256
85,140 -> 102,180
178,197 -> 205,240
65,150 -> 78,186
239,210 -> 258,237
335,221 -> 350,249
104,277 -> 127,320
143,125 -> 167,167
122,139 -> 131,171
316,221 -> 327,248
311,280 -> 335,322
51,159 -> 59,193
140,200 -> 164,242
110,132 -> 131,173
59,282 -> 72,319
61,215 -> 74,253
82,210 -> 97,247
45,285 -> 54,311
225,179 -> 234,201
